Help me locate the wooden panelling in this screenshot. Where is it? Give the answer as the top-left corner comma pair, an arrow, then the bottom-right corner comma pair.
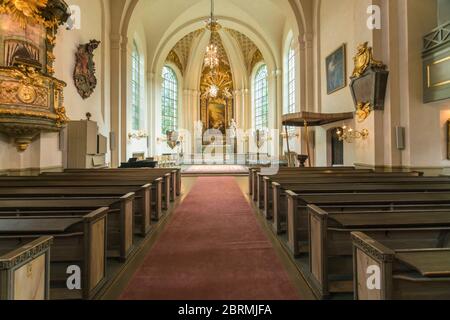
13,254 -> 46,300
356,248 -> 381,300
89,219 -> 105,291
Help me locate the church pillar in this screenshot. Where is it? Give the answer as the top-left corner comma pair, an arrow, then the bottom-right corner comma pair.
233,89 -> 243,130
120,36 -> 129,163
147,72 -> 155,156
299,33 -> 316,165
110,34 -> 122,167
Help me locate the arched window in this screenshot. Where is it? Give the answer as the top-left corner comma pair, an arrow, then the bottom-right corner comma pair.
131,41 -> 141,130
254,64 -> 269,130
287,45 -> 296,114
161,66 -> 178,135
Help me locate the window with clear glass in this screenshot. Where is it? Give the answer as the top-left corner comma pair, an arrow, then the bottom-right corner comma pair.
161,66 -> 178,135
254,64 -> 269,130
131,42 -> 141,130
287,46 -> 296,114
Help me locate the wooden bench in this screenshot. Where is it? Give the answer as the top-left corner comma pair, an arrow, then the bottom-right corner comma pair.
0,236 -> 53,300
352,232 -> 450,300
253,168 -> 375,203
0,208 -> 108,300
0,185 -> 152,236
38,172 -> 172,211
255,171 -> 421,207
271,178 -> 450,233
285,192 -> 450,257
0,177 -> 164,221
307,205 -> 450,298
0,196 -> 134,260
249,166 -> 358,195
63,168 -> 182,197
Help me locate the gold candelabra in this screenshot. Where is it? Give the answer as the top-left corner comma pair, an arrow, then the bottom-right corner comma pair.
336,126 -> 369,143
128,130 -> 148,140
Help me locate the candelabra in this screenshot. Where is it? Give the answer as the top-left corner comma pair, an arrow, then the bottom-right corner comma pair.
336,126 -> 369,143
128,130 -> 148,140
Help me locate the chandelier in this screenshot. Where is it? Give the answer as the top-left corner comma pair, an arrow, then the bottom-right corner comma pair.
205,43 -> 219,70
204,0 -> 221,70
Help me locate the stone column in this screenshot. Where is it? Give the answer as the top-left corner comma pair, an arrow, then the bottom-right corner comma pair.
110,34 -> 121,167
120,35 -> 129,163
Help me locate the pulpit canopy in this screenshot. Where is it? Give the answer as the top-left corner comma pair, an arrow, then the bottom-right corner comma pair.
281,111 -> 354,127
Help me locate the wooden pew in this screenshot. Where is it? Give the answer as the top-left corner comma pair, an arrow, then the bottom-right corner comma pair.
0,177 -> 164,221
39,172 -> 173,210
0,208 -> 108,300
285,192 -> 450,257
0,196 -> 134,260
0,185 -> 152,236
271,178 -> 450,233
38,173 -> 170,211
255,171 -> 421,207
56,168 -> 178,201
249,166 -> 358,196
0,236 -> 53,300
253,167 -> 370,202
63,168 -> 182,197
352,232 -> 450,300
307,205 -> 450,298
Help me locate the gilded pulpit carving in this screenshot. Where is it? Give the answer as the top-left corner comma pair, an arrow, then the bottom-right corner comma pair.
0,0 -> 70,151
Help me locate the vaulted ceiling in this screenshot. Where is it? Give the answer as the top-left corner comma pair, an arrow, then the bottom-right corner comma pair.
128,0 -> 300,72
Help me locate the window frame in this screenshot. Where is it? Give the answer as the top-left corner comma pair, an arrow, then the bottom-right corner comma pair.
131,41 -> 141,131
253,64 -> 269,131
161,66 -> 179,135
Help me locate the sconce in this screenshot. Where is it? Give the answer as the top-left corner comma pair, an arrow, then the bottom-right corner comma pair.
280,131 -> 300,139
336,126 -> 369,143
128,130 -> 148,140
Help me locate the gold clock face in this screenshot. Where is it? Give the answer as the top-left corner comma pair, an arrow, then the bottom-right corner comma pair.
17,85 -> 37,104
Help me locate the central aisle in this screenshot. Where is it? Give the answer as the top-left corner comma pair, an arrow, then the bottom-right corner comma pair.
120,177 -> 300,300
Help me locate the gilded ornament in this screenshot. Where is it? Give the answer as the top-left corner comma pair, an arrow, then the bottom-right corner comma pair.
17,84 -> 37,104
355,102 -> 372,123
351,42 -> 385,78
0,0 -> 48,28
55,105 -> 69,127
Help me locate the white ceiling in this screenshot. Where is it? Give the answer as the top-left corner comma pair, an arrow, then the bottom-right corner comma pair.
128,0 -> 298,71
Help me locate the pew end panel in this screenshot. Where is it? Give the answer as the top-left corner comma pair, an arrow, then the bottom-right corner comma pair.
83,207 -> 109,300
163,173 -> 171,210
286,190 -> 301,257
263,177 -> 273,219
248,169 -> 253,195
351,232 -> 394,300
272,182 -> 283,234
308,205 -> 330,299
0,236 -> 53,300
119,193 -> 135,261
152,178 -> 163,220
252,170 -> 259,201
138,184 -> 152,236
176,169 -> 181,196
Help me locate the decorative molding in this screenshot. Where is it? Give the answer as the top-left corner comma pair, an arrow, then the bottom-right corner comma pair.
423,21 -> 450,54
0,237 -> 52,270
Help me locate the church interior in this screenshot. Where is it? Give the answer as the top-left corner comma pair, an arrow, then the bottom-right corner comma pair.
1,0 -> 450,302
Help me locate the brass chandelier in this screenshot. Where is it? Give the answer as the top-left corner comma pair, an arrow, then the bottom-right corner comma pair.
204,0 -> 221,70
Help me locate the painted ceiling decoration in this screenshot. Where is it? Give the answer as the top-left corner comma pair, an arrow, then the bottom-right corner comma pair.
166,50 -> 183,75
166,29 -> 205,75
226,28 -> 263,73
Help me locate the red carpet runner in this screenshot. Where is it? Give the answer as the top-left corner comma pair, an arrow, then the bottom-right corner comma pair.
120,177 -> 300,300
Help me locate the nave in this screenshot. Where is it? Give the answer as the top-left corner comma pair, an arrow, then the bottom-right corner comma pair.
3,166 -> 450,301
119,177 -> 304,300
